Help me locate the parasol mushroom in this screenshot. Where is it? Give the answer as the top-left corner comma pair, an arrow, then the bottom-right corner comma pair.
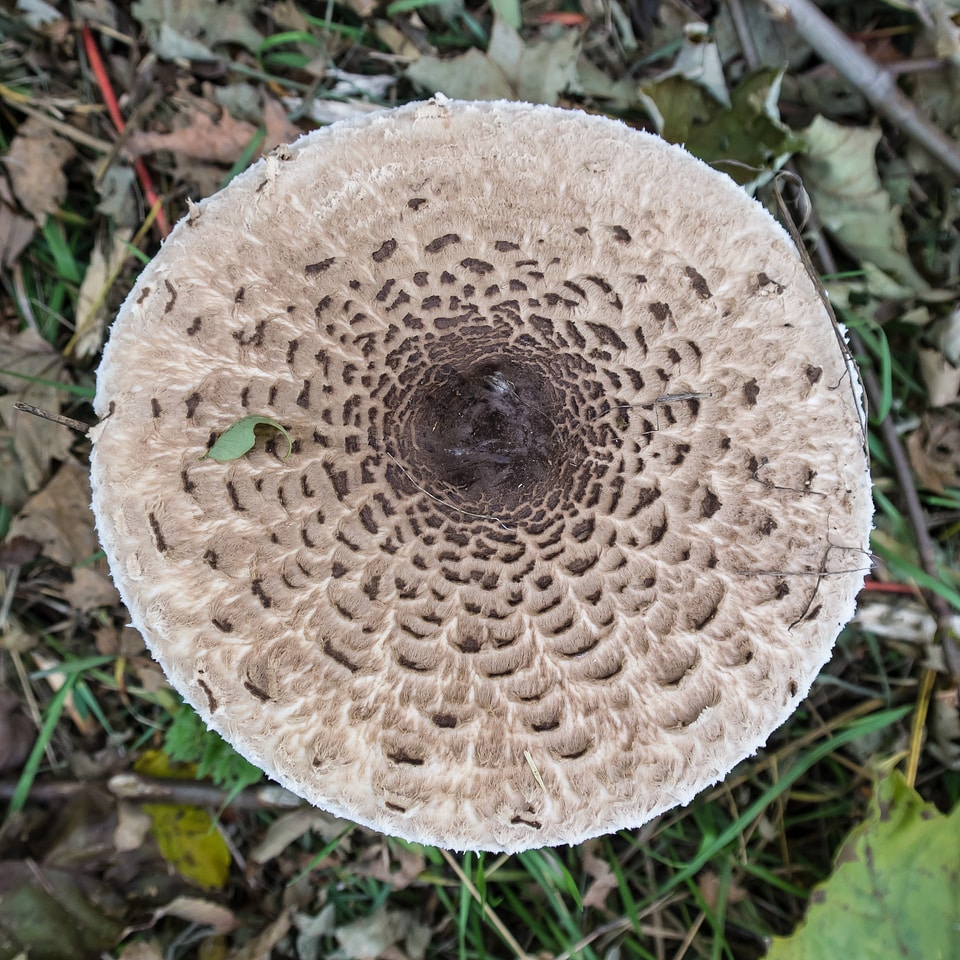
89,98 -> 872,852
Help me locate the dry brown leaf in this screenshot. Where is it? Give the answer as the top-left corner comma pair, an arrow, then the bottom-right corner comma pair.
698,870 -> 748,912
0,172 -> 36,269
62,565 -> 121,612
154,896 -> 239,935
31,649 -> 100,736
262,96 -> 301,152
114,801 -> 153,852
7,459 -> 98,566
582,844 -> 618,909
116,940 -> 166,960
71,230 -> 134,360
333,906 -> 430,960
356,840 -> 425,890
906,411 -> 960,494
0,442 -> 30,512
94,625 -> 145,657
3,117 -> 76,223
918,347 -> 960,408
126,108 -> 258,165
250,807 -> 350,864
130,657 -> 171,693
227,908 -> 292,960
0,328 -> 77,498
930,688 -> 960,770
340,0 -> 377,17
0,536 -> 42,566
270,0 -> 310,33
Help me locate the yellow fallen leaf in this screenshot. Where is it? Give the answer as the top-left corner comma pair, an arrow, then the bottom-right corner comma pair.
134,750 -> 232,890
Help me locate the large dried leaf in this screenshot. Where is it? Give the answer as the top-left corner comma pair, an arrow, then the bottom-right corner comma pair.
356,840 -> 425,890
125,107 -> 259,165
2,117 -> 75,223
250,807 -> 350,864
581,845 -> 618,909
61,566 -> 121,612
0,173 -> 36,269
766,771 -> 960,960
7,460 -> 98,567
798,116 -> 928,292
153,895 -> 238,934
406,18 -> 580,105
906,410 -> 960,492
228,908 -> 292,960
71,230 -> 133,360
0,328 -> 77,499
332,905 -> 431,960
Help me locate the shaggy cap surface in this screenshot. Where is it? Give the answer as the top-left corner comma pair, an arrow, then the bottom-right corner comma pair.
90,98 -> 872,852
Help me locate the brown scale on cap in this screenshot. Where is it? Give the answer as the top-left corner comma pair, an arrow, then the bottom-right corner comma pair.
89,98 -> 872,852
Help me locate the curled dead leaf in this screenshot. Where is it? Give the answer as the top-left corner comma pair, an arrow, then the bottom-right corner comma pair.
0,328 -> 77,499
3,117 -> 76,223
698,869 -> 748,913
582,843 -> 618,909
7,460 -> 99,566
153,895 -> 239,934
0,172 -> 36,269
356,840 -> 425,890
125,108 -> 259,165
0,536 -> 42,566
62,566 -> 121,613
906,410 -> 960,494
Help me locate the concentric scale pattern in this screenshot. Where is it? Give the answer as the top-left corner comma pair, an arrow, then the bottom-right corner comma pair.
90,99 -> 872,851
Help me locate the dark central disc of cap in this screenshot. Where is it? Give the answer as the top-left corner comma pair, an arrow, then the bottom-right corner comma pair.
409,360 -> 562,514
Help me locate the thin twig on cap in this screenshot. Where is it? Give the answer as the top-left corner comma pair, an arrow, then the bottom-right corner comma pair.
14,402 -> 89,433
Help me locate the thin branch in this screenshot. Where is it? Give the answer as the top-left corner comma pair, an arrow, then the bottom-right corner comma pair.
0,773 -> 304,810
762,0 -> 960,179
803,219 -> 960,681
731,0 -> 960,673
14,402 -> 89,433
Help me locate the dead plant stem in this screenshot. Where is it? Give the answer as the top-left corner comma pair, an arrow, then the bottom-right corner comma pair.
761,0 -> 960,179
805,229 -> 960,680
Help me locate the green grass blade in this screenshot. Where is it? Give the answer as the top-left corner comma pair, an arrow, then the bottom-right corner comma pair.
0,368 -> 96,398
874,547 -> 960,611
491,0 -> 521,29
634,706 -> 911,909
286,825 -> 355,886
8,674 -> 78,815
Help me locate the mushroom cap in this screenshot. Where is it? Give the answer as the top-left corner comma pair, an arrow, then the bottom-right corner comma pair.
90,98 -> 872,852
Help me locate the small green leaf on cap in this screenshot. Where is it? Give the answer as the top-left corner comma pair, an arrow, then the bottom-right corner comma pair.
201,416 -> 292,462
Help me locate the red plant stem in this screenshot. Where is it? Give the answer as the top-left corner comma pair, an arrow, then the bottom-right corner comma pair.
861,580 -> 921,595
81,25 -> 169,237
